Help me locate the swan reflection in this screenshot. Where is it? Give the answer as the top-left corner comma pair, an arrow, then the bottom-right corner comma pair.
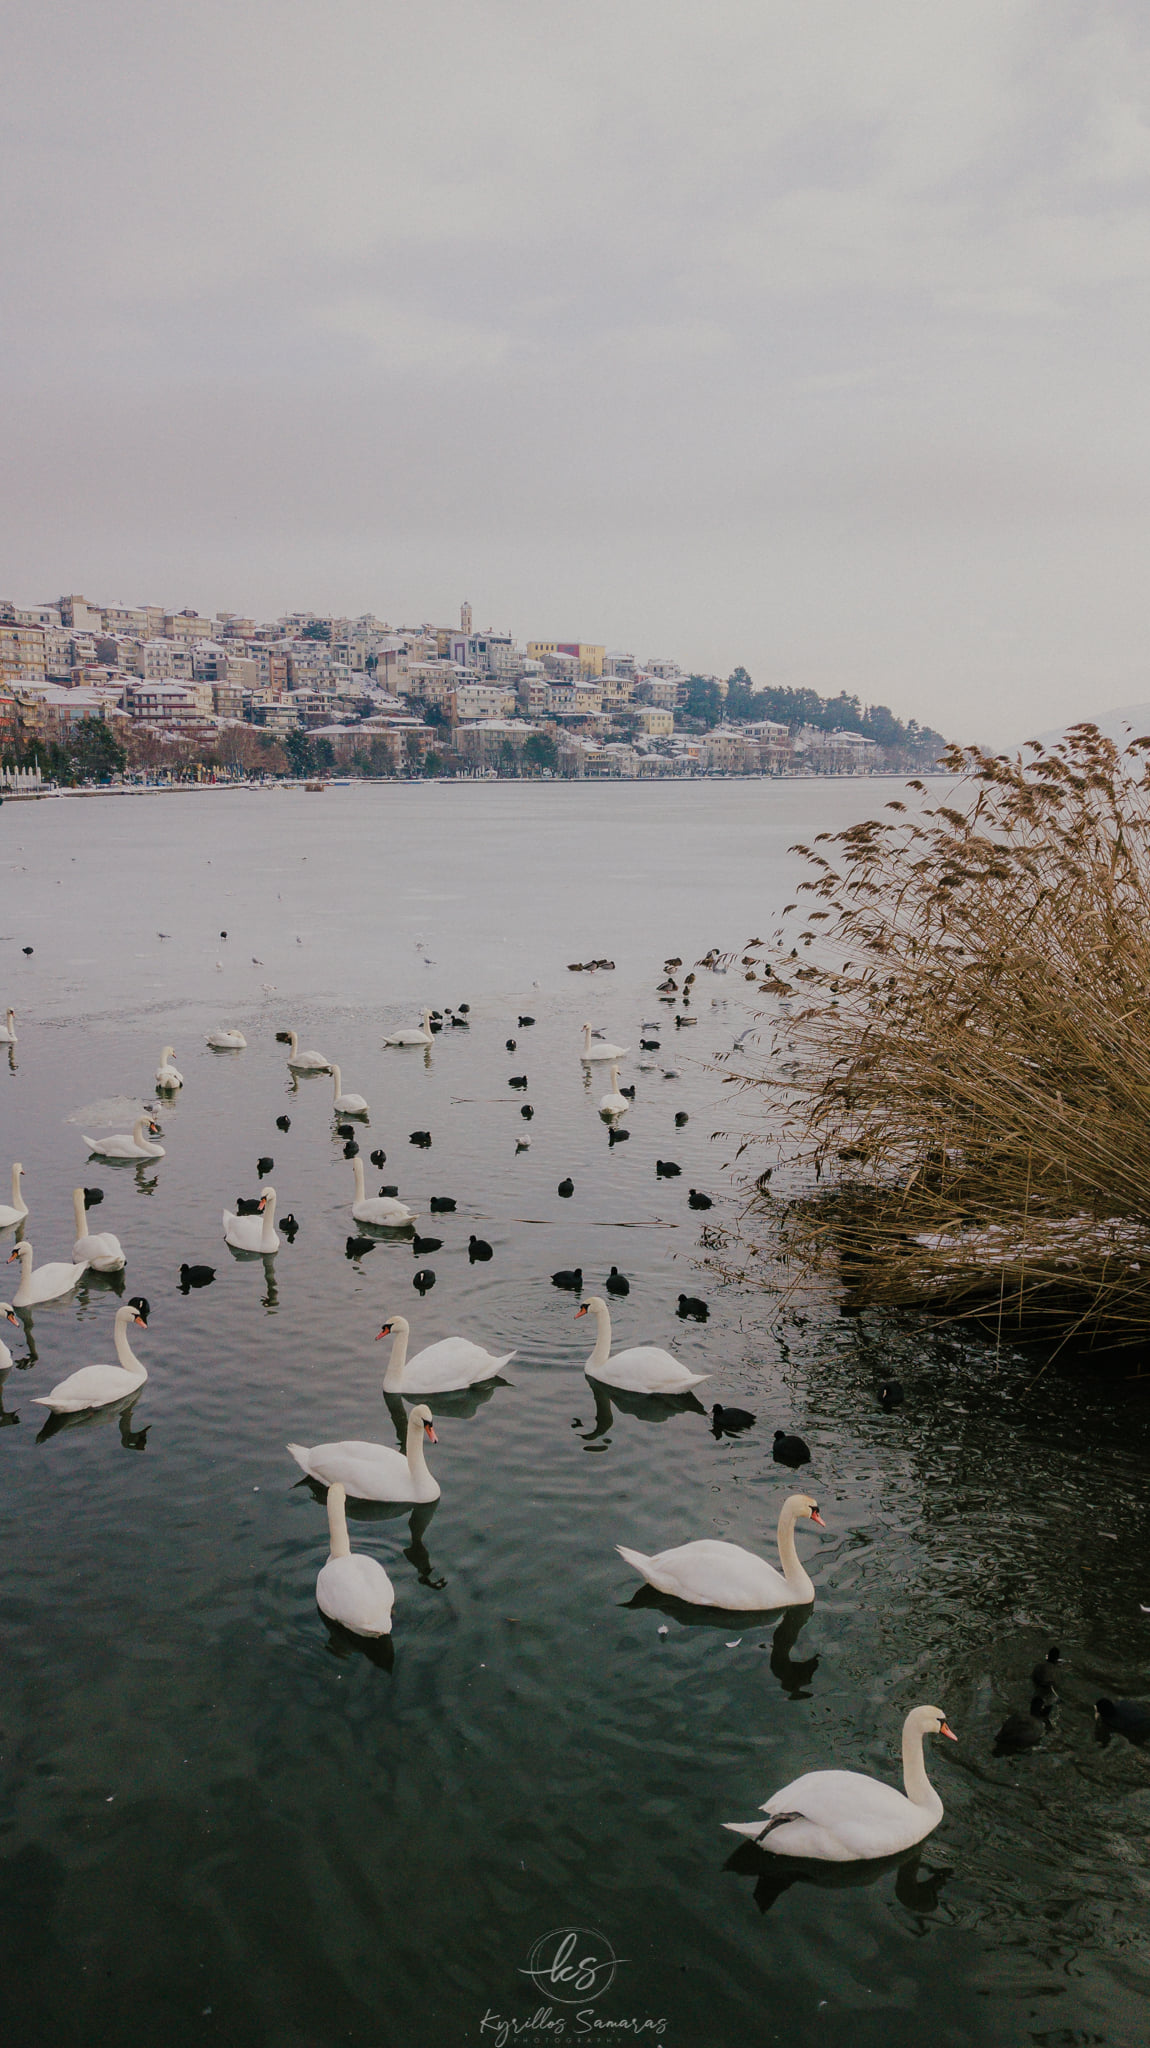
623,1592 -> 818,1692
0,1369 -> 19,1426
578,1378 -> 708,1443
36,1389 -> 148,1448
320,1613 -> 396,1670
725,1839 -> 952,1917
297,1480 -> 445,1588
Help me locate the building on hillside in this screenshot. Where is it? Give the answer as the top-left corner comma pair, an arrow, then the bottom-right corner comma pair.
633,705 -> 674,739
0,624 -> 47,684
702,728 -> 763,774
453,719 -> 540,768
793,726 -> 878,774
527,640 -> 605,679
163,610 -> 214,644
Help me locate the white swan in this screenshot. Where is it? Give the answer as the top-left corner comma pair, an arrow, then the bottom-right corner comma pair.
84,1117 -> 165,1161
331,1064 -> 369,1117
0,1007 -> 16,1044
0,1301 -> 18,1371
723,1704 -> 957,1862
316,1482 -> 395,1637
287,1403 -> 440,1503
207,1027 -> 247,1049
223,1185 -> 280,1253
0,1162 -> 28,1228
155,1045 -> 183,1089
384,1011 -> 434,1047
576,1295 -> 708,1393
286,1030 -> 330,1072
376,1314 -> 515,1394
9,1239 -> 89,1306
351,1156 -> 414,1226
71,1187 -> 126,1272
32,1301 -> 150,1412
617,1494 -> 825,1609
599,1062 -> 629,1116
581,1021 -> 630,1062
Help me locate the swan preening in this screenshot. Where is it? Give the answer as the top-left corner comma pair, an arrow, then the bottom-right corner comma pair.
9,1239 -> 88,1306
384,1011 -> 434,1048
33,1302 -> 149,1412
155,1046 -> 183,1089
71,1187 -> 126,1272
617,1494 -> 825,1610
581,1022 -> 630,1062
576,1295 -> 708,1393
84,1117 -> 165,1161
598,1064 -> 629,1117
287,1403 -> 440,1503
316,1482 -> 395,1637
331,1065 -> 369,1117
352,1156 -> 413,1226
0,1162 -> 28,1228
0,1008 -> 16,1044
223,1185 -> 280,1253
723,1705 -> 956,1862
207,1027 -> 247,1049
376,1314 -> 514,1394
285,1031 -> 330,1072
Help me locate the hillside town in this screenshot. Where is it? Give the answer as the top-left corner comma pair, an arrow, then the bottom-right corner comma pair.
0,592 -> 945,785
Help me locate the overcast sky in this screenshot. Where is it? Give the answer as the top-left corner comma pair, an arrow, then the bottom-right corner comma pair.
4,1 -> 1150,742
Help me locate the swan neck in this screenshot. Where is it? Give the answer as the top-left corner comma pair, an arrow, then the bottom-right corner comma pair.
406,1413 -> 430,1474
353,1155 -> 366,1199
901,1721 -> 941,1812
12,1164 -> 22,1208
590,1301 -> 612,1367
260,1191 -> 277,1247
114,1314 -> 145,1378
326,1488 -> 352,1559
331,1065 -> 342,1093
73,1188 -> 86,1235
776,1507 -> 815,1600
382,1324 -> 408,1389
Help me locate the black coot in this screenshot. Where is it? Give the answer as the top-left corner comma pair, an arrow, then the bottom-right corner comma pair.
605,1267 -> 630,1296
179,1263 -> 215,1292
552,1268 -> 582,1291
469,1236 -> 493,1263
558,1178 -> 574,1199
429,1196 -> 456,1213
994,1697 -> 1051,1752
677,1294 -> 708,1321
712,1403 -> 756,1434
773,1428 -> 811,1467
413,1269 -> 436,1294
412,1234 -> 443,1257
688,1190 -> 712,1210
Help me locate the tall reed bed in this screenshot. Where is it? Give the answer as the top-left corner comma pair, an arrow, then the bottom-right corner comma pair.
730,727 -> 1150,1347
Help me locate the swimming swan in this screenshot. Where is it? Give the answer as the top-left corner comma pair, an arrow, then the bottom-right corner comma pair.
331,1065 -> 370,1117
384,1011 -> 434,1047
376,1314 -> 515,1394
351,1156 -> 414,1226
155,1046 -> 183,1089
0,1008 -> 16,1044
617,1494 -> 825,1609
223,1185 -> 280,1253
0,1162 -> 28,1228
581,1022 -> 630,1062
599,1063 -> 629,1116
724,1704 -> 956,1861
32,1302 -> 149,1413
9,1239 -> 88,1306
575,1295 -> 708,1393
71,1187 -> 126,1272
0,1301 -> 19,1370
287,1403 -> 440,1503
316,1482 -> 395,1636
83,1117 -> 165,1161
207,1027 -> 247,1049
285,1031 -> 330,1072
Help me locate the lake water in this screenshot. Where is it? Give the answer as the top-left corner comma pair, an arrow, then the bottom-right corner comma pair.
1,781 -> 1148,2048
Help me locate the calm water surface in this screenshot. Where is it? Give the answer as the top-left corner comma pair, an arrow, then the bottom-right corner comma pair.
1,782 -> 1148,2048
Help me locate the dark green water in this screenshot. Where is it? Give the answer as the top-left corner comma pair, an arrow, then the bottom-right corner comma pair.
1,784 -> 1148,2048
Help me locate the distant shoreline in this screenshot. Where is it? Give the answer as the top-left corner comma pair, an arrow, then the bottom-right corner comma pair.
2,769 -> 942,802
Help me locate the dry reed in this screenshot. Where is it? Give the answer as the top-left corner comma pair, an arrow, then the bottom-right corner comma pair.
727,726 -> 1150,1349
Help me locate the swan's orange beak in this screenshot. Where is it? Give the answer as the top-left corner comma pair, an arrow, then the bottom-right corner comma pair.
258,1196 -> 267,1211
940,1720 -> 957,1740
574,1304 -> 588,1318
376,1324 -> 392,1340
808,1506 -> 826,1527
424,1421 -> 437,1443
4,1309 -> 18,1325
133,1312 -> 148,1327
149,1121 -> 160,1133
6,1249 -> 16,1263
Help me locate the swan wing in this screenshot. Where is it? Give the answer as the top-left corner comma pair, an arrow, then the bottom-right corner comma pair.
317,1554 -> 394,1636
354,1198 -> 414,1225
287,1439 -> 412,1500
403,1338 -> 515,1391
85,1134 -> 132,1157
34,1363 -> 141,1411
74,1232 -> 126,1268
754,1769 -> 926,1859
33,1261 -> 89,1296
223,1211 -> 262,1250
590,1345 -> 709,1392
618,1539 -> 788,1608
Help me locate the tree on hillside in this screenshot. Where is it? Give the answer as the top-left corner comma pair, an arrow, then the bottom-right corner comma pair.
524,731 -> 558,774
284,728 -> 315,776
300,620 -> 331,642
682,676 -> 723,727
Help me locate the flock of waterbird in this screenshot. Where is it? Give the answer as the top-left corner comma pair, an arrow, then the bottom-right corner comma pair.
2,963 -> 1143,1870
